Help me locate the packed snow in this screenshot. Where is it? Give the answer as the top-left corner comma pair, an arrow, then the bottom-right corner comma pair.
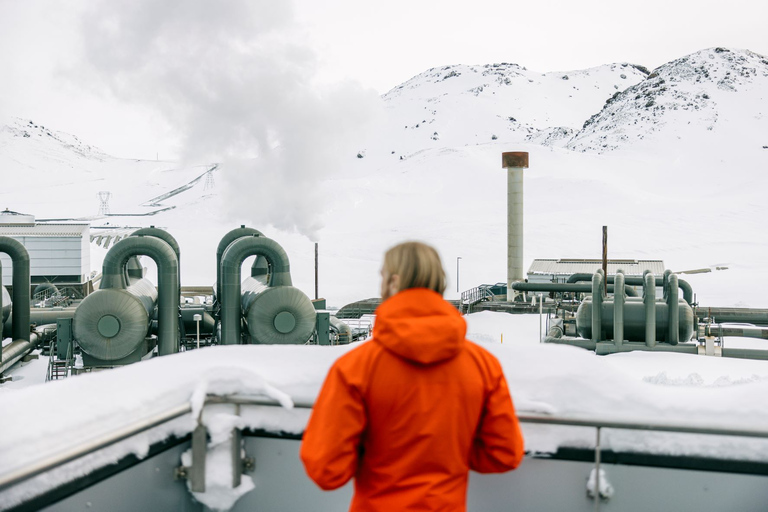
3,312 -> 768,508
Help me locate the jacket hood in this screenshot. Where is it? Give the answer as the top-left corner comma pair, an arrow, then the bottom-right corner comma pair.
373,288 -> 466,365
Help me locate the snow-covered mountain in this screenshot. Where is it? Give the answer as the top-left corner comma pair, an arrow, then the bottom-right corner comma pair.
567,48 -> 768,153
1,47 -> 766,309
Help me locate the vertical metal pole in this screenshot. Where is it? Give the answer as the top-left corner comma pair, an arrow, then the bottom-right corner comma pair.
538,293 -> 543,342
614,272 -> 624,346
594,427 -> 602,512
456,257 -> 462,293
196,320 -> 200,350
190,421 -> 207,492
231,404 -> 242,488
602,226 -> 608,295
314,242 -> 319,300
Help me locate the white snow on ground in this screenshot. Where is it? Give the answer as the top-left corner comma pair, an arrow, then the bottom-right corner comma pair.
3,312 -> 768,508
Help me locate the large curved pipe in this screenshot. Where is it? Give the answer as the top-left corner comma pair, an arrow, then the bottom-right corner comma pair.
131,227 -> 181,284
215,226 -> 263,303
667,274 -> 679,345
566,273 -> 693,304
591,272 -> 603,343
510,282 -> 637,296
614,272 -> 625,346
101,236 -> 179,356
0,236 -> 30,342
220,236 -> 292,345
644,272 -> 656,347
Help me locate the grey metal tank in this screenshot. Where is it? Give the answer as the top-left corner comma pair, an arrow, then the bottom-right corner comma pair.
241,276 -> 317,345
576,297 -> 694,343
74,279 -> 157,361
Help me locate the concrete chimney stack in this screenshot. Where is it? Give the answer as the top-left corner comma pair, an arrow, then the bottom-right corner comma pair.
501,152 -> 529,301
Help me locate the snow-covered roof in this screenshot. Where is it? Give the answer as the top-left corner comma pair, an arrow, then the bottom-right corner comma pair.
0,223 -> 89,237
527,259 -> 665,277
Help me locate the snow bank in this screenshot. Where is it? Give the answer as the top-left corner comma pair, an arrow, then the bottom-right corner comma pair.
2,311 -> 768,508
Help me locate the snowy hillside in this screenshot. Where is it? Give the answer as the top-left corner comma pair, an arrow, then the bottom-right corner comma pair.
0,47 -> 766,310
372,61 -> 647,156
568,48 -> 768,153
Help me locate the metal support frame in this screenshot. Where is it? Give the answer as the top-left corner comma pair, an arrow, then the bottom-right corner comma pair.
6,396 -> 768,502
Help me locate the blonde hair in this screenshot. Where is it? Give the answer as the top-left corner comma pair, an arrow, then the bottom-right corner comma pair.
383,241 -> 446,295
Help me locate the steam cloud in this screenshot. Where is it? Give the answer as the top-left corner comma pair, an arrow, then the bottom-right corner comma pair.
77,0 -> 379,238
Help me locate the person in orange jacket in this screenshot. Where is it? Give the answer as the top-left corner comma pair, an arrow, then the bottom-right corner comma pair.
300,241 -> 524,511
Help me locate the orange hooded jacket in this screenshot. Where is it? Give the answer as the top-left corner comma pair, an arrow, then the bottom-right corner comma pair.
300,288 -> 524,511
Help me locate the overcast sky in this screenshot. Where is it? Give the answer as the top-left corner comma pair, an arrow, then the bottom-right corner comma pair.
1,0 -> 765,160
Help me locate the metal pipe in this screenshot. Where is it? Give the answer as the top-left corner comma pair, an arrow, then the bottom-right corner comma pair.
614,272 -> 624,346
131,227 -> 181,286
215,226 -> 263,303
592,272 -> 603,342
596,341 -> 697,355
510,282 -> 637,296
100,237 -> 179,355
695,308 -> 768,326
0,236 -> 30,341
667,275 -> 679,345
566,273 -> 693,304
662,269 -> 672,300
220,236 -> 293,344
703,324 -> 768,340
644,272 -> 656,347
501,152 -> 529,301
720,348 -> 768,360
0,334 -> 38,374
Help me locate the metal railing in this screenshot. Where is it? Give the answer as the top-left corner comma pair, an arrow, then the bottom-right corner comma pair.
3,397 -> 768,505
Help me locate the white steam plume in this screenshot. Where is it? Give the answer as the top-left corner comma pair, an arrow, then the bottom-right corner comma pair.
77,0 -> 379,237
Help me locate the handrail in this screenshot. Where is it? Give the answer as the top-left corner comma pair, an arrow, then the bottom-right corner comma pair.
3,397 -> 768,495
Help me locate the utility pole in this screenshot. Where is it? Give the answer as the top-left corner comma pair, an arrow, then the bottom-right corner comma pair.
457,257 -> 462,293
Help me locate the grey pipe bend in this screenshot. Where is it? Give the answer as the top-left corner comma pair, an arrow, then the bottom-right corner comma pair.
131,227 -> 181,284
614,272 -> 625,346
643,272 -> 656,347
566,273 -> 693,304
0,236 -> 30,341
100,236 -> 179,356
667,274 -> 679,345
220,236 -> 293,345
592,272 -> 603,343
215,226 -> 264,302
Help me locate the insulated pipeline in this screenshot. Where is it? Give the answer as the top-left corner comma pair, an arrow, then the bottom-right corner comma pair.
220,236 -> 293,345
509,282 -> 638,296
0,237 -> 30,342
566,273 -> 693,304
215,226 -> 263,303
99,236 -> 179,356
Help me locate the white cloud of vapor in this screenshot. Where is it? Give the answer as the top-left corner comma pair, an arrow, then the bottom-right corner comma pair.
77,0 -> 380,238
